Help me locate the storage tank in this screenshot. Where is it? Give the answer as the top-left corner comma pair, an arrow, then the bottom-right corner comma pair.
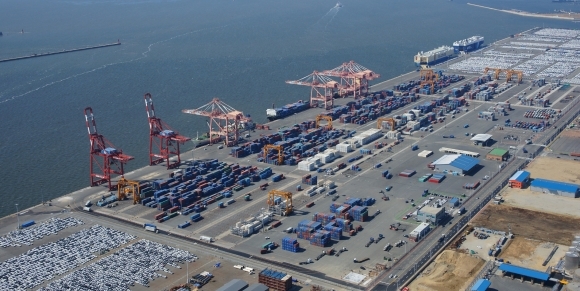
574,235 -> 580,241
572,241 -> 580,248
568,247 -> 579,253
565,252 -> 580,271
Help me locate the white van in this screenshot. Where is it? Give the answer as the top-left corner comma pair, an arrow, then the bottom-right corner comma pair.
509,146 -> 517,150
83,207 -> 91,212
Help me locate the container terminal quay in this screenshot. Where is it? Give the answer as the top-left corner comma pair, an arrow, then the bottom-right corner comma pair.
3,27 -> 580,291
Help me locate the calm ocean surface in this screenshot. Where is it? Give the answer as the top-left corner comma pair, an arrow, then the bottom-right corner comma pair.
0,0 -> 578,217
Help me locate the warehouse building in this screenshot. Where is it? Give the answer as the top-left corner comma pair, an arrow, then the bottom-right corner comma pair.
217,279 -> 249,291
470,134 -> 493,146
409,223 -> 431,242
508,170 -> 530,189
530,178 -> 580,198
498,263 -> 550,285
486,148 -> 509,161
246,284 -> 270,291
430,154 -> 479,174
416,206 -> 446,224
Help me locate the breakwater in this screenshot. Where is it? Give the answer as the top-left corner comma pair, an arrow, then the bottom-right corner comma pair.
0,41 -> 121,63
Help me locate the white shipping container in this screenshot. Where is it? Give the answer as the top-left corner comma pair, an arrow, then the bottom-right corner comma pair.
297,161 -> 316,171
336,143 -> 352,153
325,181 -> 336,189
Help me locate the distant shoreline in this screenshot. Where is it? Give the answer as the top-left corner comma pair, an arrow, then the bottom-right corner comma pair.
467,3 -> 576,20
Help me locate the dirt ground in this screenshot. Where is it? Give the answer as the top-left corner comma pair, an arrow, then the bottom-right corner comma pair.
471,204 -> 580,246
407,250 -> 485,291
524,156 -> 580,184
499,237 -> 567,271
501,186 -> 580,219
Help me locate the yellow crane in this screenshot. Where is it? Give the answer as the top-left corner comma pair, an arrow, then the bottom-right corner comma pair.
267,189 -> 293,215
117,177 -> 141,204
263,144 -> 284,165
484,67 -> 503,80
505,69 -> 523,83
315,115 -> 333,130
420,69 -> 439,94
377,117 -> 396,130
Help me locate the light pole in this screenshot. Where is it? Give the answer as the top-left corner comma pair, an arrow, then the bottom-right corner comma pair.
15,204 -> 20,230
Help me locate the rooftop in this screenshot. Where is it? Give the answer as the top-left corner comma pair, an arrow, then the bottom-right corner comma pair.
531,178 -> 580,193
470,134 -> 493,142
488,148 -> 508,157
216,279 -> 249,291
418,206 -> 445,216
509,170 -> 530,183
498,263 -> 550,281
410,222 -> 430,236
432,154 -> 479,171
245,284 -> 269,291
471,278 -> 491,291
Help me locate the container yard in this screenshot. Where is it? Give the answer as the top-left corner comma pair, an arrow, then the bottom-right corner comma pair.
4,27 -> 580,291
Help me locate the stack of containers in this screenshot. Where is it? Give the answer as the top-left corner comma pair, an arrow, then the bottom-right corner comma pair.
335,218 -> 352,232
349,206 -> 368,222
429,174 -> 446,183
399,170 -> 416,177
323,222 -> 343,240
303,175 -> 318,185
362,198 -> 375,206
344,198 -> 362,207
313,212 -> 336,225
309,231 -> 330,247
329,202 -> 343,213
281,237 -> 299,252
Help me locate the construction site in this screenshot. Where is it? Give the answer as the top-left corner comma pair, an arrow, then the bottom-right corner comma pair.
5,27 -> 580,291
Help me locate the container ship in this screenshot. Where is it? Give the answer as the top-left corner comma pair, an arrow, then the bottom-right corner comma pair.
453,36 -> 484,54
266,100 -> 311,121
414,46 -> 455,68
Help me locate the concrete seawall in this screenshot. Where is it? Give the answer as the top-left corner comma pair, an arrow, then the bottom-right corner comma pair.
467,3 -> 575,20
0,41 -> 121,63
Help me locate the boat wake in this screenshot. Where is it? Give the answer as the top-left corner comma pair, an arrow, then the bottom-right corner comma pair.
0,25 -> 227,105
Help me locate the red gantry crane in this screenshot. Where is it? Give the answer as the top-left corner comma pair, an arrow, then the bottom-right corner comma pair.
321,61 -> 380,99
84,107 -> 133,190
182,98 -> 251,147
144,93 -> 191,169
285,71 -> 341,110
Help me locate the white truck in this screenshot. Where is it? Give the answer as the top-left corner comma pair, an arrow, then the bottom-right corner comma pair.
200,236 -> 213,243
143,223 -> 158,233
233,265 -> 244,270
242,267 -> 254,274
83,207 -> 91,212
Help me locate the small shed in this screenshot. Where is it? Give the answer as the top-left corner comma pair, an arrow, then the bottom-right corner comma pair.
530,178 -> 580,198
470,134 -> 493,146
216,279 -> 249,291
486,148 -> 509,161
498,263 -> 550,284
508,170 -> 530,189
471,279 -> 491,291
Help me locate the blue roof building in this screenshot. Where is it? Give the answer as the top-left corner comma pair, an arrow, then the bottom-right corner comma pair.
530,178 -> 580,198
509,170 -> 530,188
471,279 -> 491,291
431,154 -> 479,174
449,197 -> 459,207
499,263 -> 550,281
